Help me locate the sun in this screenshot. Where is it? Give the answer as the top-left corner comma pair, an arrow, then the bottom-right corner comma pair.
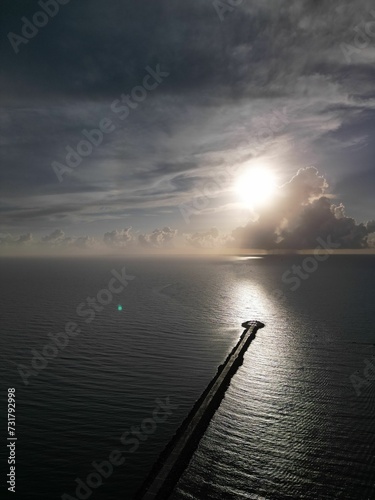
235,167 -> 277,209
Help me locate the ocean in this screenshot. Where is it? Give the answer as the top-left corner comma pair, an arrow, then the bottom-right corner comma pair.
0,255 -> 374,499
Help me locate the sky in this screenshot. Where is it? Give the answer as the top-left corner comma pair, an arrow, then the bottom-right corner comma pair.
1,0 -> 375,254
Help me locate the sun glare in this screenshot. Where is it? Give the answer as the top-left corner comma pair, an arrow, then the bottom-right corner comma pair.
235,167 -> 277,209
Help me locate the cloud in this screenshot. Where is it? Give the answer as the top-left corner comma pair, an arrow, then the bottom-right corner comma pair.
331,203 -> 346,219
138,227 -> 177,247
40,229 -> 98,249
0,233 -> 13,245
0,232 -> 33,246
73,236 -> 97,248
42,229 -> 66,244
367,232 -> 375,247
282,167 -> 328,207
1,1 -> 374,238
16,233 -> 33,244
232,167 -> 374,249
184,227 -> 231,248
103,228 -> 134,247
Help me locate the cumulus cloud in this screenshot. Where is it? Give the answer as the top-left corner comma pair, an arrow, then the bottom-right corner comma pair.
331,203 -> 346,219
365,221 -> 375,247
41,229 -> 98,249
0,232 -> 33,246
0,233 -> 12,245
367,232 -> 375,247
103,228 -> 134,247
138,227 -> 177,248
232,167 -> 374,249
184,227 -> 231,248
42,229 -> 66,245
1,196 -> 374,255
16,233 -> 33,245
1,227 -> 179,253
282,167 -> 328,207
73,236 -> 97,249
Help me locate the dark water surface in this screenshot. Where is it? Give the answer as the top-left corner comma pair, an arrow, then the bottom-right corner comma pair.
0,256 -> 374,499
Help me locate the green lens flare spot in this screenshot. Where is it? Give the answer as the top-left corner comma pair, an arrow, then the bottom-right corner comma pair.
117,305 -> 123,311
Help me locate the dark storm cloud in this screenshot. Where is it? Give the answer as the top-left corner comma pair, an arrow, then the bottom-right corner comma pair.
3,0 -> 373,103
1,0 -> 375,242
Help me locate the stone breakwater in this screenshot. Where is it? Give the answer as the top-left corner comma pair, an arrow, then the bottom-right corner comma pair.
135,320 -> 265,500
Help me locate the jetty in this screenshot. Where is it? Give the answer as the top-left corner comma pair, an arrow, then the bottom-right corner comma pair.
135,320 -> 265,500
